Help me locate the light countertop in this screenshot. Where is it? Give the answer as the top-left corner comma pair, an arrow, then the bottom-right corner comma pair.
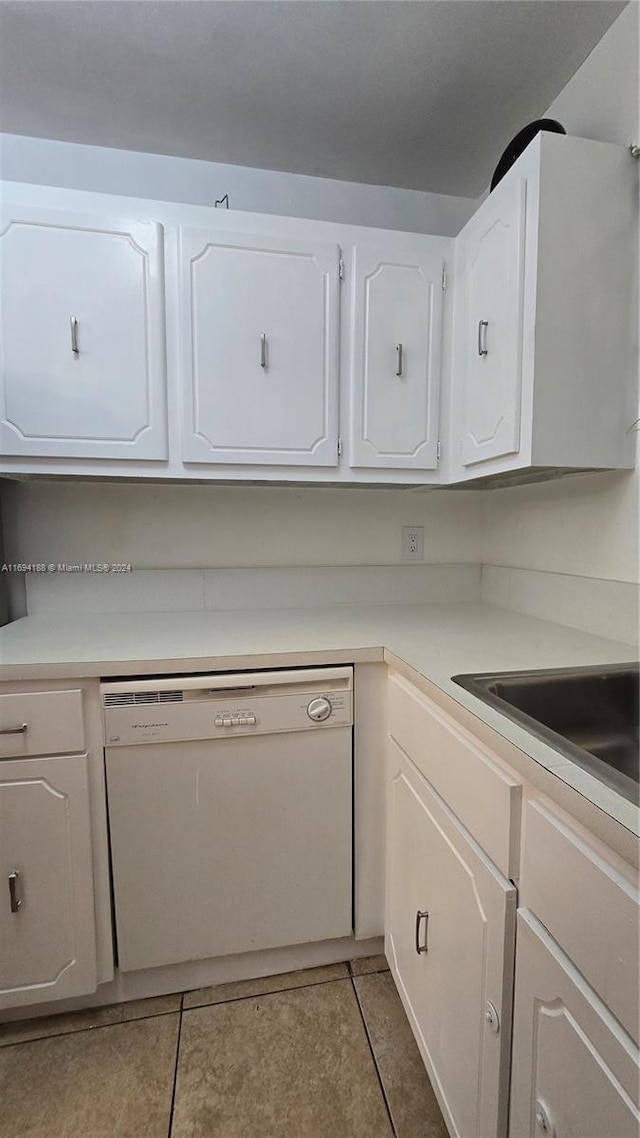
1,601 -> 638,837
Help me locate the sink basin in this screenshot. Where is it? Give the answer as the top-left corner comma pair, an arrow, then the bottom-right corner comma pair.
452,663 -> 639,804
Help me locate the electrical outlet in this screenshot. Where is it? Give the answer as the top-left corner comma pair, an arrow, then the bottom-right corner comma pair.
401,526 -> 424,562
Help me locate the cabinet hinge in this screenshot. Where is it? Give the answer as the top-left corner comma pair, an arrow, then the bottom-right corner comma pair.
441,265 -> 447,292
338,255 -> 345,282
337,436 -> 343,458
437,440 -> 441,461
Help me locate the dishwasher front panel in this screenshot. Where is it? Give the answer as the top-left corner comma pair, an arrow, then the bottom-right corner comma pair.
105,726 -> 352,971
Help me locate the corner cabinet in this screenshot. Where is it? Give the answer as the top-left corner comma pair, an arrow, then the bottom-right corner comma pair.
348,242 -> 445,471
386,672 -> 640,1138
178,229 -> 340,467
450,132 -> 637,482
0,205 -> 167,460
386,740 -> 516,1138
458,176 -> 525,468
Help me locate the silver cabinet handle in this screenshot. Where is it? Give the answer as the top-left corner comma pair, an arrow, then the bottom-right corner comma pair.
477,320 -> 488,357
415,909 -> 429,954
396,342 -> 403,376
260,332 -> 267,370
70,316 -> 79,355
0,723 -> 28,735
8,871 -> 22,913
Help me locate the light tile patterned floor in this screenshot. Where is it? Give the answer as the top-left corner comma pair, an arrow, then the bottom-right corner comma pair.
0,958 -> 448,1138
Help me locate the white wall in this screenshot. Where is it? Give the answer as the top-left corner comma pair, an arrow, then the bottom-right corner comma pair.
1,481 -> 483,570
0,132 -> 474,236
483,3 -> 640,586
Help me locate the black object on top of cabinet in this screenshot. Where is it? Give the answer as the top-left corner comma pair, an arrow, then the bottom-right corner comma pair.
490,119 -> 566,191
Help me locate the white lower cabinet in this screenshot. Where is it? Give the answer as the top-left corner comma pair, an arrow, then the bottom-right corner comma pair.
0,753 -> 98,1009
509,910 -> 640,1138
386,740 -> 516,1138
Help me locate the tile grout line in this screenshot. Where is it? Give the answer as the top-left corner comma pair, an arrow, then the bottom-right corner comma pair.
0,973 -> 350,1048
183,970 -> 352,1011
0,1007 -> 180,1049
0,968 -> 389,1049
166,996 -> 184,1138
350,976 -> 398,1138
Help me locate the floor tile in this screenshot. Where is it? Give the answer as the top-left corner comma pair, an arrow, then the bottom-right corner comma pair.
0,1013 -> 179,1138
172,978 -> 393,1138
0,992 -> 181,1047
183,961 -> 349,1009
355,971 -> 449,1138
349,954 -> 390,976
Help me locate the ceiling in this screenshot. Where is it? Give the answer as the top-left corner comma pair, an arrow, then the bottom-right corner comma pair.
0,1 -> 626,197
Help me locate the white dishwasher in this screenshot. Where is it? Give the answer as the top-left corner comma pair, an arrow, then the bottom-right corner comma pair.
102,667 -> 353,972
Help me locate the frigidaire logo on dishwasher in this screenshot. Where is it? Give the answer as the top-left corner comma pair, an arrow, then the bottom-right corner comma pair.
132,722 -> 169,729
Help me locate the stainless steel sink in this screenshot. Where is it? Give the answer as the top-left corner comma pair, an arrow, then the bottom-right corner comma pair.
452,663 -> 639,803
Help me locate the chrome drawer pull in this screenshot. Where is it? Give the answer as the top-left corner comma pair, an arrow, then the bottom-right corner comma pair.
260,332 -> 267,370
396,342 -> 403,376
477,319 -> 489,357
415,909 -> 429,954
8,871 -> 22,913
70,315 -> 79,355
0,723 -> 28,735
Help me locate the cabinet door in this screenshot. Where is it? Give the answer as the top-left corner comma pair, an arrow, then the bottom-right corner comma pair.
180,229 -> 340,466
386,741 -> 516,1138
459,178 -> 526,467
510,910 -> 639,1138
0,754 -> 97,1008
0,206 -> 167,460
349,246 -> 443,469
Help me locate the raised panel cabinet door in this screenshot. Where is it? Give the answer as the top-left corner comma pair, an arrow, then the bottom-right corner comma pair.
386,742 -> 516,1138
509,910 -> 639,1138
180,229 -> 340,466
0,206 -> 167,460
349,247 -> 444,469
460,177 -> 526,467
0,754 -> 97,1008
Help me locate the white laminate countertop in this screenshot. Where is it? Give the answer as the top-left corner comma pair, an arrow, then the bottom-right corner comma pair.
1,601 -> 638,837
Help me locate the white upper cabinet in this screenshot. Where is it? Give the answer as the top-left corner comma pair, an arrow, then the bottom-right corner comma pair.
179,229 -> 340,466
2,134 -> 635,486
0,206 -> 167,460
458,178 -> 525,467
450,133 -> 637,482
349,243 -> 444,470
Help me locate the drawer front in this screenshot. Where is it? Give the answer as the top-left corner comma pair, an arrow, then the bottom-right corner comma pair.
0,690 -> 84,759
388,673 -> 521,878
520,798 -> 639,1044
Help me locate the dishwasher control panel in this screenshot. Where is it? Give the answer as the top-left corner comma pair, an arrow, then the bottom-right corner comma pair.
101,666 -> 353,746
